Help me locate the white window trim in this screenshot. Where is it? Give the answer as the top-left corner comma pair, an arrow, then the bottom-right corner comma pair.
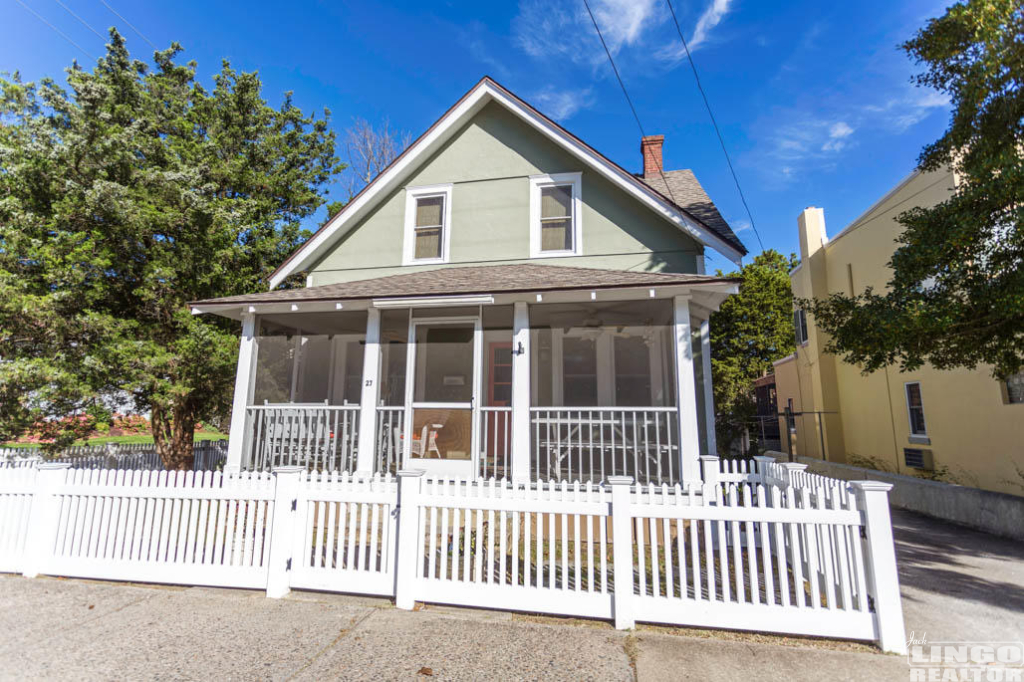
403,183 -> 453,266
904,381 -> 928,438
529,172 -> 583,258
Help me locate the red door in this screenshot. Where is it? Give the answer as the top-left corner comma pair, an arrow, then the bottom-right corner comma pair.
484,342 -> 512,474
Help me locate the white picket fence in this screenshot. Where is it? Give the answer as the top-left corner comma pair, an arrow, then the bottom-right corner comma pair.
0,456 -> 907,653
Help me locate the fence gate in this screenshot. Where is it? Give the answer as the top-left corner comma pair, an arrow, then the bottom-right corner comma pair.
406,478 -> 618,620
287,473 -> 398,596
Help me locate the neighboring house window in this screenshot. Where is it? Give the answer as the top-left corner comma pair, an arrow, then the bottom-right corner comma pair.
530,172 -> 582,258
1006,372 -> 1024,404
793,308 -> 809,345
403,184 -> 452,265
905,382 -> 927,437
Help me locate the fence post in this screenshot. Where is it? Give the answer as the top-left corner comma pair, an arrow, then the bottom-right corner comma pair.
783,406 -> 794,460
22,462 -> 71,579
850,481 -> 907,655
780,462 -> 807,488
266,466 -> 304,599
395,469 -> 425,610
699,455 -> 720,506
608,475 -> 635,630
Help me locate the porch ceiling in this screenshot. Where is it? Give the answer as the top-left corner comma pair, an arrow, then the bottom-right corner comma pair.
192,263 -> 739,318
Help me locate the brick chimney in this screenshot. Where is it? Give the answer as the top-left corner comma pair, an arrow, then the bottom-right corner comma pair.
641,135 -> 664,177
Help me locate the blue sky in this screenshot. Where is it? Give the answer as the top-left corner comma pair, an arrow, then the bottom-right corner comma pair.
1,0 -> 952,270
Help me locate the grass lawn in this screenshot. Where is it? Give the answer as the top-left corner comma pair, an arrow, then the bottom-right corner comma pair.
2,432 -> 227,448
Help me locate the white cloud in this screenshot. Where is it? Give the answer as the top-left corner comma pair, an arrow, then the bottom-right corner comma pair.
821,121 -> 854,152
656,0 -> 734,61
690,0 -> 733,51
731,219 -> 752,233
512,0 -> 661,67
887,90 -> 950,131
532,87 -> 595,120
829,121 -> 854,139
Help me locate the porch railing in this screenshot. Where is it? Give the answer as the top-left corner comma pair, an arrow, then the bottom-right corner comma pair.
478,406 -> 512,479
244,404 -> 360,472
529,407 -> 679,485
375,406 -> 405,475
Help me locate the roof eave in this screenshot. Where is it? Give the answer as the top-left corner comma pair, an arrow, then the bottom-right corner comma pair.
191,277 -> 741,319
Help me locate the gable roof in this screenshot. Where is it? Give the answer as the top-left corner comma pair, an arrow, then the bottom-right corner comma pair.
196,263 -> 738,307
268,77 -> 746,289
639,169 -> 743,252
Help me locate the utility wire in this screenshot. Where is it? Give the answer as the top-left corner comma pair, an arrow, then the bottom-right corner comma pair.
583,0 -> 754,262
14,0 -> 96,60
54,0 -> 105,40
581,0 -> 683,213
98,0 -> 156,49
664,0 -> 764,252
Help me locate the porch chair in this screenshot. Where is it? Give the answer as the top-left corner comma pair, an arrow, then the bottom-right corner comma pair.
411,423 -> 444,458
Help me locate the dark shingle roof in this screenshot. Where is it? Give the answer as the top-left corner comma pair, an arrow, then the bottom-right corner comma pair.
193,263 -> 739,306
639,170 -> 745,254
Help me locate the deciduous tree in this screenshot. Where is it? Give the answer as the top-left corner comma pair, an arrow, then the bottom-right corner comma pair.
710,250 -> 799,452
805,0 -> 1023,379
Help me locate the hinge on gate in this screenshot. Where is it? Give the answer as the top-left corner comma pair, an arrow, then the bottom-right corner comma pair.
286,558 -> 292,571
291,499 -> 297,511
391,506 -> 400,519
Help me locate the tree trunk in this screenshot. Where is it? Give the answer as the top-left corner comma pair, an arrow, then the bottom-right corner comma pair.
152,403 -> 196,471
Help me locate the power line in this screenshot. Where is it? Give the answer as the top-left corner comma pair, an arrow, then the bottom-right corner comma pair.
663,0 -> 764,252
582,0 -> 756,264
54,0 -> 105,40
13,0 -> 96,60
98,0 -> 156,50
581,0 -> 682,212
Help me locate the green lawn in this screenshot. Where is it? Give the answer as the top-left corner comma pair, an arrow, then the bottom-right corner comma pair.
2,432 -> 227,448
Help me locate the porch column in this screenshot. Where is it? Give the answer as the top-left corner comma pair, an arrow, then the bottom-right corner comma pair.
225,312 -> 258,474
673,295 -> 701,483
355,307 -> 381,475
699,317 -> 717,455
511,301 -> 531,484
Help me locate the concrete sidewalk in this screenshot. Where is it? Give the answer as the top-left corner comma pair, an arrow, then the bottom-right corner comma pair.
0,508 -> 1020,681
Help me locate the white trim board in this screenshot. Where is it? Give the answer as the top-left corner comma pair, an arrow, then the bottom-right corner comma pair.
269,79 -> 743,288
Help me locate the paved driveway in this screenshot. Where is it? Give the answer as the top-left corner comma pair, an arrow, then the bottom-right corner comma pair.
0,508 -> 1020,681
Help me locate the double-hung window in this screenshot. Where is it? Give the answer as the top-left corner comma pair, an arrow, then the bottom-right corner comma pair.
530,172 -> 582,257
905,382 -> 928,441
403,184 -> 452,265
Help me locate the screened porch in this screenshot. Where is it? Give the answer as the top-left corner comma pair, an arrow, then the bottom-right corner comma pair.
230,295 -> 715,486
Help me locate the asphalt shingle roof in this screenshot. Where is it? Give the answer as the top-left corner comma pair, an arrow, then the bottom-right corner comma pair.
193,263 -> 739,306
638,170 -> 745,254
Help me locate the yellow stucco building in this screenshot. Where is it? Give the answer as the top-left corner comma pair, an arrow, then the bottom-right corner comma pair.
773,168 -> 1024,496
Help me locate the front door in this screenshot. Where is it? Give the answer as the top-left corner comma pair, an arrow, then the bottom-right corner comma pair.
404,317 -> 480,478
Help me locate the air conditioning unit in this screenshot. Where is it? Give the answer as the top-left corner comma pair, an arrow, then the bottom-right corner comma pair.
904,448 -> 934,471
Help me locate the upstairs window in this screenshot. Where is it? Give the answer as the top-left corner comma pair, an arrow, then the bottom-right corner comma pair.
794,308 -> 809,345
404,184 -> 452,265
905,382 -> 928,437
530,172 -> 582,257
